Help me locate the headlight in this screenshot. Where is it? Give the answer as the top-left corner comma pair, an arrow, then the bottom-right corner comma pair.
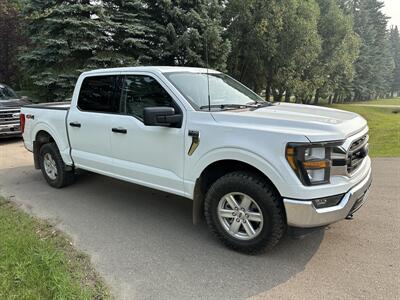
285,142 -> 341,186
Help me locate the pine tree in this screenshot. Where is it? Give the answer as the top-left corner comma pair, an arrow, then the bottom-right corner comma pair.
144,0 -> 230,71
350,0 -> 394,100
103,0 -> 153,66
0,0 -> 27,87
389,26 -> 400,97
20,0 -> 114,101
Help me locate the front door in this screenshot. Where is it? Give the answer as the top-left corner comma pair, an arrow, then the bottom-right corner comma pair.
110,74 -> 186,196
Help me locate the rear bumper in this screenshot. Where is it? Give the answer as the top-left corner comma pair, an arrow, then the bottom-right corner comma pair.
283,167 -> 372,228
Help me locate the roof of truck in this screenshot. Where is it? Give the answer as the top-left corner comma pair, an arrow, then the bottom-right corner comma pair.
82,66 -> 221,75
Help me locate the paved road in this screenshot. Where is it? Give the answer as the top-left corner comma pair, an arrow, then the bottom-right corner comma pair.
0,139 -> 399,300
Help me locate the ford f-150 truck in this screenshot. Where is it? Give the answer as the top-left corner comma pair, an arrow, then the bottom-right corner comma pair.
21,66 -> 372,253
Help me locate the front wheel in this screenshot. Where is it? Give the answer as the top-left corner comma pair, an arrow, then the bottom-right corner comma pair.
39,143 -> 75,188
204,172 -> 286,254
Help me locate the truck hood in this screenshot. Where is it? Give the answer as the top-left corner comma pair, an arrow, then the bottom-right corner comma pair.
0,98 -> 30,108
211,102 -> 367,142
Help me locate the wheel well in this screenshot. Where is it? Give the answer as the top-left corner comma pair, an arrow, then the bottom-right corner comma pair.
36,130 -> 55,144
201,160 -> 279,195
192,159 -> 282,224
33,130 -> 56,169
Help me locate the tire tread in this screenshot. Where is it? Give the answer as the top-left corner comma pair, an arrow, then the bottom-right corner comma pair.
39,142 -> 74,188
204,171 -> 285,254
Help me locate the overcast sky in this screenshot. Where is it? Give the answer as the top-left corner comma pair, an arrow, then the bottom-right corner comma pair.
382,0 -> 400,27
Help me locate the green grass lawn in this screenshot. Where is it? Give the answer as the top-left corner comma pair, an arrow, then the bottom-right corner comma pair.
329,100 -> 399,157
349,98 -> 400,106
0,197 -> 110,300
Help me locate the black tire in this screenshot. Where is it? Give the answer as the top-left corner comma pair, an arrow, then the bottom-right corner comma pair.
39,142 -> 75,188
204,171 -> 286,254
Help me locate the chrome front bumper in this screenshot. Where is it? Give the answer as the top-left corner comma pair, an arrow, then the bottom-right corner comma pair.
0,124 -> 21,138
283,168 -> 372,228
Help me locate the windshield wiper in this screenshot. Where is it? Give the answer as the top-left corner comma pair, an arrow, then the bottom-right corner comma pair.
199,104 -> 249,110
199,101 -> 273,111
248,101 -> 273,107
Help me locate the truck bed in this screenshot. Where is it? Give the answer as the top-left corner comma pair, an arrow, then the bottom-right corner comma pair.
23,102 -> 71,110
21,102 -> 73,166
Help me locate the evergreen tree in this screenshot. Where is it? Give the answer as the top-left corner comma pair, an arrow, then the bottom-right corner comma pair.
103,0 -> 153,66
144,0 -> 230,70
0,0 -> 27,88
350,0 -> 394,100
20,0 -> 114,101
389,26 -> 400,97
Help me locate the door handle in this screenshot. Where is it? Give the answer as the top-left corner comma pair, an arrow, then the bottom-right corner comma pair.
112,127 -> 127,134
69,122 -> 81,128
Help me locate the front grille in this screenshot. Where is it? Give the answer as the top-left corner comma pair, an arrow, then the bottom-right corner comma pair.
0,108 -> 20,125
349,134 -> 368,152
347,134 -> 368,174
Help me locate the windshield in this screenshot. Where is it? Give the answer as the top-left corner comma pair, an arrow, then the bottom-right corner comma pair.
0,85 -> 18,100
164,72 -> 265,109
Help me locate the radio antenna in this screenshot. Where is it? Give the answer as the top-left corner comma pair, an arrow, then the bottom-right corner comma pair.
205,31 -> 211,111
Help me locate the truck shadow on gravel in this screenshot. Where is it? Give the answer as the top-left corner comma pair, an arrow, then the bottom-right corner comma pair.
1,166 -> 325,299
0,137 -> 22,146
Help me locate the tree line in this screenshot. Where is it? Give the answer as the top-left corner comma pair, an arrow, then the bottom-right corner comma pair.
0,0 -> 399,103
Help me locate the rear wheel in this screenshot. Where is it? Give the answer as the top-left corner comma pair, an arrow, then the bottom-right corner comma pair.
204,171 -> 285,254
39,143 -> 74,188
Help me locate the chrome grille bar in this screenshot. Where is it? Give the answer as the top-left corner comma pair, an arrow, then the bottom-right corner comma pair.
331,133 -> 369,177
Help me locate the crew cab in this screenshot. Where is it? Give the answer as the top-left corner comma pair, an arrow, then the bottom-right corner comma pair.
21,67 -> 372,253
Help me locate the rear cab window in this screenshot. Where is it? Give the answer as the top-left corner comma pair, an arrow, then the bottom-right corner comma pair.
78,76 -> 122,113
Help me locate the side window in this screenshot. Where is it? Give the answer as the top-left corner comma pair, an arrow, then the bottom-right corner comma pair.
121,75 -> 175,120
78,76 -> 121,113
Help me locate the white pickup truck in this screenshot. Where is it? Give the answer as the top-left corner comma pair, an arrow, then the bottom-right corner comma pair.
21,66 -> 372,253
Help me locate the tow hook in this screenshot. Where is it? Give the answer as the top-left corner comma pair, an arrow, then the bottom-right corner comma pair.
346,214 -> 354,220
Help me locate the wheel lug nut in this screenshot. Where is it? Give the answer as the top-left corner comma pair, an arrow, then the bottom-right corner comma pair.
234,207 -> 239,211
243,220 -> 247,223
232,212 -> 236,216
245,214 -> 249,218
236,218 -> 240,222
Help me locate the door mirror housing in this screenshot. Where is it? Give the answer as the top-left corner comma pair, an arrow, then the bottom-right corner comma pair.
143,107 -> 182,127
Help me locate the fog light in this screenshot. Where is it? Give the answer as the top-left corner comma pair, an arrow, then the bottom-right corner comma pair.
312,194 -> 344,209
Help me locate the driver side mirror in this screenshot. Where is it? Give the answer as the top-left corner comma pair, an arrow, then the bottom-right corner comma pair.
143,107 -> 182,127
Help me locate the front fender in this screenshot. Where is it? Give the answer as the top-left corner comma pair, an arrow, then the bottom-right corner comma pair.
186,147 -> 287,198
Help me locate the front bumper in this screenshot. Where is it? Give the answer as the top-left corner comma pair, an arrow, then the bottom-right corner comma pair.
0,124 -> 21,138
283,167 -> 372,228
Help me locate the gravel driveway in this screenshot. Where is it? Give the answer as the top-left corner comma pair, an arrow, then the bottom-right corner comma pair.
0,139 -> 399,300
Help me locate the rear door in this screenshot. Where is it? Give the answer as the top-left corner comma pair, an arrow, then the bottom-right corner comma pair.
109,73 -> 186,195
67,75 -> 121,174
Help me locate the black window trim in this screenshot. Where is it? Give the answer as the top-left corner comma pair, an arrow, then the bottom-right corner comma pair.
77,74 -> 122,114
76,72 -> 184,128
119,74 -> 183,126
